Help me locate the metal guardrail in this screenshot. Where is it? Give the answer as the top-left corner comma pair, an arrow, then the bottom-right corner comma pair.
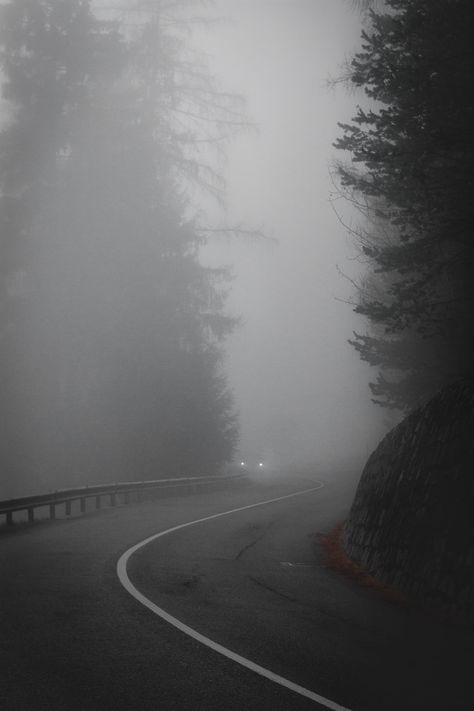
0,474 -> 247,526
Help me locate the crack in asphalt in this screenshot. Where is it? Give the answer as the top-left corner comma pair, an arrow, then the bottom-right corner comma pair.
234,520 -> 277,561
247,574 -> 297,603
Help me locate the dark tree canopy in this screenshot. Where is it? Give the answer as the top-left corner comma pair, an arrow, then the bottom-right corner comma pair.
0,0 -> 241,496
335,0 -> 474,411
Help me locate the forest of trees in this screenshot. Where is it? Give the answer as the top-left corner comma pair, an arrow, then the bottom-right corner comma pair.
0,0 -> 242,496
335,0 -> 474,411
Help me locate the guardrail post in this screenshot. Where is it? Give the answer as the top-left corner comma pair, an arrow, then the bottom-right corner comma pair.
0,475 -> 244,528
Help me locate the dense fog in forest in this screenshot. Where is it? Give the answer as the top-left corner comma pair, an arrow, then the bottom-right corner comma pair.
0,0 -> 389,499
196,0 -> 389,469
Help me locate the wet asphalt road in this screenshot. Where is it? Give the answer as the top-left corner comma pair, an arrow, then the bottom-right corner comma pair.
1,470 -> 473,710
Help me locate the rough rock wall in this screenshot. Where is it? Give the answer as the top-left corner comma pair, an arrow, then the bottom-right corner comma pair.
343,381 -> 474,623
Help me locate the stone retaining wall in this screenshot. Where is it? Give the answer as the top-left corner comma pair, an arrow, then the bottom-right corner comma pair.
343,381 -> 474,624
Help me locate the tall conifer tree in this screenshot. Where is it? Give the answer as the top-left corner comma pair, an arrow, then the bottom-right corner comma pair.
0,0 -> 239,494
335,0 -> 474,410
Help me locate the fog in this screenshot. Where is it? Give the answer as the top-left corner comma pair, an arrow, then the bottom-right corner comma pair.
197,0 -> 388,469
0,0 -> 390,500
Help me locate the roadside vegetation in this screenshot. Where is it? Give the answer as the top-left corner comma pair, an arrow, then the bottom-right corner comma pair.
0,0 -> 247,496
335,0 -> 474,411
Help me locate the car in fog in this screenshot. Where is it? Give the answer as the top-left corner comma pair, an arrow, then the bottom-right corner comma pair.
238,459 -> 265,474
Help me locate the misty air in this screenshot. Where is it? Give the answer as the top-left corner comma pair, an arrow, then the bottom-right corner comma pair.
0,2 -> 473,710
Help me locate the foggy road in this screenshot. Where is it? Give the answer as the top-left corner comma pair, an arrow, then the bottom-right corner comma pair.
1,3 -> 473,709
1,473 -> 473,711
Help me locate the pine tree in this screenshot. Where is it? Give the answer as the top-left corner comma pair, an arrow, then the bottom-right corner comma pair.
334,0 -> 474,410
0,0 -> 240,495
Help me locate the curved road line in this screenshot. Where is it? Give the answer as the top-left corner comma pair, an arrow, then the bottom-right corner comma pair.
117,483 -> 352,711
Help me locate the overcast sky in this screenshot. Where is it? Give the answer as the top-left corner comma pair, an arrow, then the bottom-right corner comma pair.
195,0 -> 391,468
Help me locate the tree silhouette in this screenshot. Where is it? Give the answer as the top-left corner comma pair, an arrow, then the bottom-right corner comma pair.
335,0 -> 474,410
0,0 -> 240,494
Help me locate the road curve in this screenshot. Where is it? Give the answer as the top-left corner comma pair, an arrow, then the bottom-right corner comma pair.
1,471 -> 473,710
117,483 -> 351,711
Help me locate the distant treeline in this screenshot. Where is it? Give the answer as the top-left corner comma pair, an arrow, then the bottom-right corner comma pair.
0,0 -> 243,496
335,0 -> 474,411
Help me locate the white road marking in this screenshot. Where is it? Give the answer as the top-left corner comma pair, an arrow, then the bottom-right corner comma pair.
116,483 -> 352,711
280,561 -> 312,568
